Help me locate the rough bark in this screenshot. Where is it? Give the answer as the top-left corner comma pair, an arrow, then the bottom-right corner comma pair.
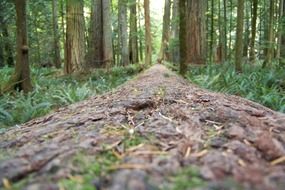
52,0 -> 61,69
249,0 -> 258,62
235,0 -> 244,73
263,0 -> 274,68
103,0 -> 114,68
280,0 -> 285,65
170,0 -> 179,64
129,0 -> 139,64
65,0 -> 86,74
88,0 -> 113,68
179,0 -> 187,75
118,0 -> 129,66
144,0 -> 152,65
187,0 -> 206,65
1,65 -> 285,190
158,0 -> 171,62
4,0 -> 32,93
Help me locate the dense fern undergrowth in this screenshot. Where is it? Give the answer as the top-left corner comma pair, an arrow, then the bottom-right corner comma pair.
0,64 -> 143,131
184,62 -> 285,113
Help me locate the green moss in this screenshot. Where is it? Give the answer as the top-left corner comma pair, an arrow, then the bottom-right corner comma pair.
170,166 -> 205,190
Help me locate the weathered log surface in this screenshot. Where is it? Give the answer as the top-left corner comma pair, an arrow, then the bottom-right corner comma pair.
0,65 -> 285,190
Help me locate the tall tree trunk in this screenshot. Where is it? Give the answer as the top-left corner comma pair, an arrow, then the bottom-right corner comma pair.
4,0 -> 32,93
129,0 -> 139,64
280,0 -> 285,65
102,0 -> 113,68
52,0 -> 61,68
158,0 -> 171,62
217,0 -> 225,63
235,0 -> 244,72
89,0 -> 113,68
89,0 -> 103,67
249,0 -> 258,62
144,0 -> 152,65
170,0 -> 179,63
179,0 -> 187,75
263,0 -> 274,68
118,0 -> 129,66
187,0 -> 206,65
209,0 -> 214,62
277,0 -> 284,64
223,0 -> 227,59
229,0 -> 233,59
138,0 -> 144,61
60,0 -> 66,67
65,0 -> 86,74
243,0 -> 250,58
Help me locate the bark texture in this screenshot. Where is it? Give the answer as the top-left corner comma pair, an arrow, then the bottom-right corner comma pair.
65,0 -> 86,74
144,0 -> 152,65
52,0 -> 61,69
158,0 -> 171,62
118,0 -> 129,66
187,0 -> 206,65
4,0 -> 32,93
129,0 -> 139,64
1,65 -> 285,190
235,0 -> 244,72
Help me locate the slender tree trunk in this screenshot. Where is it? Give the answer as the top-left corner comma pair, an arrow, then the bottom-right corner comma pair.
60,0 -> 66,67
52,0 -> 61,68
65,0 -> 86,74
179,0 -> 187,75
118,0 -> 129,66
158,0 -> 171,62
277,0 -> 284,64
263,0 -> 274,68
187,0 -> 206,65
102,0 -> 114,68
249,0 -> 258,62
229,0 -> 233,59
129,0 -> 139,64
217,0 -> 225,63
210,0 -> 214,63
280,0 -> 285,65
243,0 -> 250,58
223,0 -> 227,59
144,0 -> 152,65
171,0 -> 179,63
138,0 -> 144,61
5,0 -> 32,93
235,0 -> 244,72
88,0 -> 113,68
89,0 -> 103,67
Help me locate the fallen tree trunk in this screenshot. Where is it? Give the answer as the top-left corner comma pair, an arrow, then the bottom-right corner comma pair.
0,65 -> 285,190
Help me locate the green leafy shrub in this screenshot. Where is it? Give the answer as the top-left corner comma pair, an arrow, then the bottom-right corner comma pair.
186,63 -> 285,113
0,64 -> 143,129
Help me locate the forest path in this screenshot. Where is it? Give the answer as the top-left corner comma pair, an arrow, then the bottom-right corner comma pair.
1,64 -> 285,190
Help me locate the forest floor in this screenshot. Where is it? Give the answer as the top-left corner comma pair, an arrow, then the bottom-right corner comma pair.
1,64 -> 285,190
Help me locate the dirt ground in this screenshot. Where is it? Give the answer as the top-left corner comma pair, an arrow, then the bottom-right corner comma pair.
0,64 -> 285,190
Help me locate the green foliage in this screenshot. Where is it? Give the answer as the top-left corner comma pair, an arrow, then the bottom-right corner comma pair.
0,64 -> 143,129
186,63 -> 285,113
59,150 -> 118,190
170,166 -> 205,190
